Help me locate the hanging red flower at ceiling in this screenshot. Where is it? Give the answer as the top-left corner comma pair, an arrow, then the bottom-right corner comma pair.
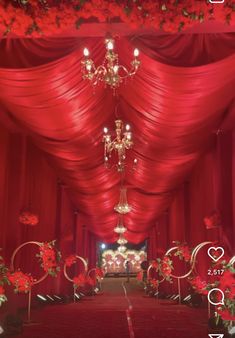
0,0 -> 234,37
19,211 -> 39,226
204,210 -> 221,229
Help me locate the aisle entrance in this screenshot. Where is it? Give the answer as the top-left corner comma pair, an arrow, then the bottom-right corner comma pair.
19,278 -> 208,338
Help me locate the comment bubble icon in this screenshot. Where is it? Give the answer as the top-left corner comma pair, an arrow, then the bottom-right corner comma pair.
207,288 -> 225,306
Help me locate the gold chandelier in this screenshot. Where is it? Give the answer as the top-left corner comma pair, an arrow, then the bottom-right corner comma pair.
117,234 -> 128,245
114,215 -> 127,234
103,119 -> 136,172
81,38 -> 140,89
114,187 -> 131,214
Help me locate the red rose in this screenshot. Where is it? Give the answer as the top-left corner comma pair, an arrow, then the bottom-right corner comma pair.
217,308 -> 235,321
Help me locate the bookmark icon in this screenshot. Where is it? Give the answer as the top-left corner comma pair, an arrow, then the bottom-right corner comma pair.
208,334 -> 224,338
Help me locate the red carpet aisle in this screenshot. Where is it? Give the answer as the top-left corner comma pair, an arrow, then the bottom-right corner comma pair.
18,278 -> 208,338
124,281 -> 208,338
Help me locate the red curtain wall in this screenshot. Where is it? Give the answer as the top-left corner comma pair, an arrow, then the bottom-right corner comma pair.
147,127 -> 235,294
0,124 -> 97,313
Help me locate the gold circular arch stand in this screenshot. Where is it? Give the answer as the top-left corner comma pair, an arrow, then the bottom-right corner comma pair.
164,241 -> 213,304
147,262 -> 165,300
11,241 -> 49,323
63,255 -> 88,302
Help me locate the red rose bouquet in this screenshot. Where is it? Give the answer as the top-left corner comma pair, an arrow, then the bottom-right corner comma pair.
8,270 -> 34,293
37,241 -> 61,277
73,273 -> 87,289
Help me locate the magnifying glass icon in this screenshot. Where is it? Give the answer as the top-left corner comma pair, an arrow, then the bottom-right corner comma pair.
207,288 -> 225,306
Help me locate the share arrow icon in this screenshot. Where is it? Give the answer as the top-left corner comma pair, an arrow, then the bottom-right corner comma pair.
208,334 -> 224,338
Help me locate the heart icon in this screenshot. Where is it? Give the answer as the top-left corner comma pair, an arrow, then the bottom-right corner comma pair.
207,247 -> 224,262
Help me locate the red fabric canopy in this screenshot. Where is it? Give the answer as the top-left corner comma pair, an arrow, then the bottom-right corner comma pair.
0,34 -> 235,243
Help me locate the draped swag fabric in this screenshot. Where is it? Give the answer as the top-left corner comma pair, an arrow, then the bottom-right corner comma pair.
0,34 -> 235,247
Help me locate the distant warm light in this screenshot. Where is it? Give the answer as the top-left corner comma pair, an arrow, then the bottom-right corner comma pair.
83,48 -> 89,57
101,243 -> 106,249
0,326 -> 4,335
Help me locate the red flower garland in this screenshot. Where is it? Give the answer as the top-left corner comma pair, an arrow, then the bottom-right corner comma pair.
0,0 -> 234,37
173,242 -> 192,262
161,256 -> 173,280
7,271 -> 34,293
65,255 -> 77,268
37,241 -> 61,277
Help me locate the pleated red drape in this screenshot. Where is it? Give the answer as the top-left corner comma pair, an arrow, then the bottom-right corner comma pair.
0,34 -> 235,244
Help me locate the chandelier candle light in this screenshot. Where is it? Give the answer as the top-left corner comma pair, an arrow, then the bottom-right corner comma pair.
114,215 -> 127,234
114,187 -> 132,214
103,120 -> 137,172
81,38 -> 140,89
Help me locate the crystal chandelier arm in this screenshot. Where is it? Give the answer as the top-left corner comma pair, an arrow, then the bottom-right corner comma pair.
95,65 -> 107,76
116,65 -> 131,79
115,62 -> 140,79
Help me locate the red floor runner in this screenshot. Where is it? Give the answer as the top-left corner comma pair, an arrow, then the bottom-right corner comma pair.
15,278 -> 211,338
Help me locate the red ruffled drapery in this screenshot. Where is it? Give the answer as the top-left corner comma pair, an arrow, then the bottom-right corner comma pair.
0,34 -> 235,244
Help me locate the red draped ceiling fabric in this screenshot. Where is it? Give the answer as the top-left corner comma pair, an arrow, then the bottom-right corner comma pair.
0,34 -> 235,243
